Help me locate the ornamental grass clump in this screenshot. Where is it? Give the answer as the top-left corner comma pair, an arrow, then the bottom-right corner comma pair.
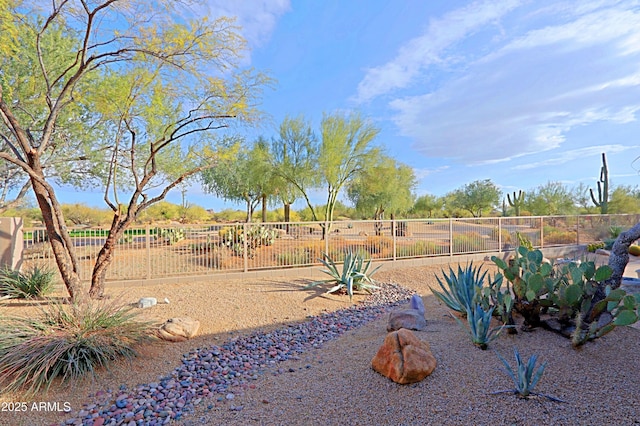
0,299 -> 155,395
0,266 -> 56,299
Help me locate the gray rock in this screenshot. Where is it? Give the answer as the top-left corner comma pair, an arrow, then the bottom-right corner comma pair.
138,297 -> 157,309
387,308 -> 427,331
410,294 -> 425,316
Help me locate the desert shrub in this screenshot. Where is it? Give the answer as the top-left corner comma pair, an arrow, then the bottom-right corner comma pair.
587,242 -> 605,252
0,300 -> 155,394
220,225 -> 278,257
396,240 -> 444,257
452,232 -> 488,253
277,249 -> 313,266
364,236 -> 393,256
0,266 -> 56,299
544,230 -> 576,245
490,227 -> 512,244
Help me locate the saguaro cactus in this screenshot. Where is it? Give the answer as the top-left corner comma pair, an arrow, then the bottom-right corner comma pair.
507,190 -> 525,216
590,153 -> 609,214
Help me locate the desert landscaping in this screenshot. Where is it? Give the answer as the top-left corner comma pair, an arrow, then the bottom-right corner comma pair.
1,257 -> 639,426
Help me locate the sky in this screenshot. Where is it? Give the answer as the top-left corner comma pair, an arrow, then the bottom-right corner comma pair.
56,0 -> 640,212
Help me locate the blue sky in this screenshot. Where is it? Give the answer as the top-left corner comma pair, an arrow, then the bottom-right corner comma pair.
58,0 -> 640,211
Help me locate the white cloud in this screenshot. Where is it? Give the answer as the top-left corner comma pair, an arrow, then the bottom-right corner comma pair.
354,0 -> 524,103
413,166 -> 450,180
512,145 -> 639,170
201,0 -> 291,49
386,1 -> 640,164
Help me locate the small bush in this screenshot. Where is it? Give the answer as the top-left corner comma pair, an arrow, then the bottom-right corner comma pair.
277,249 -> 313,266
490,227 -> 512,243
0,299 -> 155,394
364,236 -> 393,256
397,240 -> 443,257
452,232 -> 488,253
0,266 -> 56,299
544,230 -> 576,245
587,242 -> 605,253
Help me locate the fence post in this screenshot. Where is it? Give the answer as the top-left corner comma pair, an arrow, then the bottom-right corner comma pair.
449,218 -> 453,257
243,222 -> 249,273
392,219 -> 397,261
540,217 -> 544,248
576,216 -> 580,246
146,224 -> 151,280
498,217 -> 502,253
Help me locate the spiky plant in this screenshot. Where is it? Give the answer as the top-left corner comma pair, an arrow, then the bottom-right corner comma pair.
453,303 -> 507,350
304,251 -> 381,301
0,266 -> 56,299
430,263 -> 487,315
0,299 -> 156,394
493,348 -> 563,402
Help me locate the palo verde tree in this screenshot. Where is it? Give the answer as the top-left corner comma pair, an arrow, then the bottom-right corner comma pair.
271,115 -> 320,223
347,153 -> 416,232
0,2 -> 268,300
201,137 -> 276,223
315,111 -> 380,236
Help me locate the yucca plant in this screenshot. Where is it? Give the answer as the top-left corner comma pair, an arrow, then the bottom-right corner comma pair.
493,348 -> 563,402
453,303 -> 507,350
431,263 -> 487,315
0,266 -> 56,299
304,251 -> 381,301
0,299 -> 156,394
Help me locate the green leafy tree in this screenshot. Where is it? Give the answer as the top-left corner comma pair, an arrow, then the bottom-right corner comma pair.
449,179 -> 501,217
347,154 -> 416,222
525,181 -> 576,216
410,194 -> 444,218
0,2 -> 267,300
608,185 -> 640,214
271,115 -> 320,223
201,138 -> 275,223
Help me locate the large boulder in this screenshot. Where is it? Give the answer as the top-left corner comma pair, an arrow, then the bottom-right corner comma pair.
371,328 -> 437,384
158,317 -> 200,342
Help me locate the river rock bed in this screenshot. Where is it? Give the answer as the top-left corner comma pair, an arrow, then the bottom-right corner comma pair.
61,283 -> 416,426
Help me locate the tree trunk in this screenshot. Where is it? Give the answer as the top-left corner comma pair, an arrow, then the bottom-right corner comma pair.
29,166 -> 86,302
284,203 -> 290,222
261,194 -> 267,222
89,213 -> 126,298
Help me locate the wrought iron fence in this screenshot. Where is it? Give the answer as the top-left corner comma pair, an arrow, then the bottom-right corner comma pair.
21,214 -> 640,283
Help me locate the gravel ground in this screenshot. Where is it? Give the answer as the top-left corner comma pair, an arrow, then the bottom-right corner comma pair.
0,262 -> 639,426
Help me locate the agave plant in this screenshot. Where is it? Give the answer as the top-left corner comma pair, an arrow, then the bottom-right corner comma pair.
493,348 -> 563,402
430,263 -> 487,315
304,251 -> 381,301
453,303 -> 507,350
